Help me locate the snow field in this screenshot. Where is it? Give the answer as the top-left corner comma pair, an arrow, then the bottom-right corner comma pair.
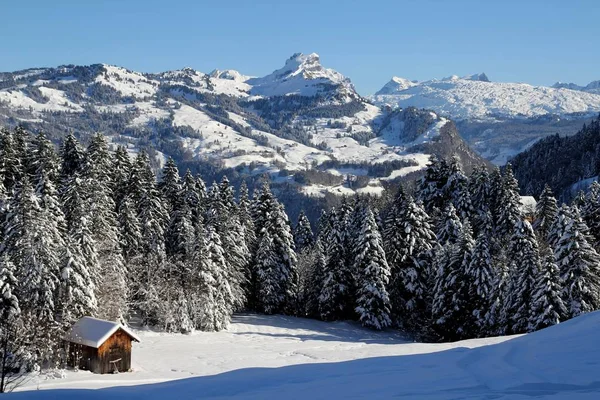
13,312 -> 600,399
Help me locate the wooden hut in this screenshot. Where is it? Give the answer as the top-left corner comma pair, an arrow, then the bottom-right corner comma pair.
65,316 -> 141,374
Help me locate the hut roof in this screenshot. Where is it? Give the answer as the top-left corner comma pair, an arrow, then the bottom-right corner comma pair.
65,316 -> 141,348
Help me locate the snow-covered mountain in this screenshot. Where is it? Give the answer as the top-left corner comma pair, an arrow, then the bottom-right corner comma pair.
552,79 -> 600,94
247,53 -> 358,100
0,54 -> 483,197
370,74 -> 600,164
371,74 -> 600,120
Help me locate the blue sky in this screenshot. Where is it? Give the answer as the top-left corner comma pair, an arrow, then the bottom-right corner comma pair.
2,0 -> 598,94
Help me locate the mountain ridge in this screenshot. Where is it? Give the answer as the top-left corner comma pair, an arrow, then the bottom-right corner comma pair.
0,53 -> 486,199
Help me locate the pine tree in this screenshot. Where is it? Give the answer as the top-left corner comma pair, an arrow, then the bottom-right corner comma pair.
436,204 -> 463,246
432,221 -> 475,341
117,195 -> 143,262
159,157 -> 181,215
319,205 -> 355,321
294,210 -> 314,252
533,184 -> 558,242
82,134 -> 128,321
0,255 -> 20,321
2,177 -> 60,320
30,132 -> 60,184
60,133 -> 85,181
504,219 -> 540,334
193,224 -> 234,331
528,246 -> 567,332
495,164 -> 523,238
469,166 -> 493,236
550,205 -> 600,317
582,181 -> 600,248
238,181 -> 256,302
467,217 -> 497,337
252,183 -> 298,315
61,233 -> 98,323
305,239 -> 326,318
0,128 -> 26,192
445,158 -> 473,221
354,207 -> 392,330
111,145 -> 133,208
383,187 -> 437,333
416,156 -> 450,215
128,152 -> 168,323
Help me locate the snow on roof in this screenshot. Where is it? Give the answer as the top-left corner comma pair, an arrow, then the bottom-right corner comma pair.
519,196 -> 537,214
65,316 -> 141,348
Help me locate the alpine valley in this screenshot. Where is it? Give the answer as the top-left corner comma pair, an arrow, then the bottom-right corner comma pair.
1,52 -> 599,197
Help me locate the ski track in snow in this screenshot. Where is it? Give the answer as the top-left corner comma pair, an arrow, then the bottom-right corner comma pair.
11,312 -> 600,399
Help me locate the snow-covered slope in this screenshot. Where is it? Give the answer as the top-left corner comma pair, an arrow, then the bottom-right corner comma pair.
371,74 -> 600,121
12,312 -> 600,399
1,57 -> 481,196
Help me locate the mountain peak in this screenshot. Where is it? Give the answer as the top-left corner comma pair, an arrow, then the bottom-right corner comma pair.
463,72 -> 490,82
209,69 -> 249,82
247,52 -> 356,98
374,77 -> 418,95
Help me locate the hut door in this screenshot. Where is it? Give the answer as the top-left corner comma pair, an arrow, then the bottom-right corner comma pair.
108,344 -> 128,373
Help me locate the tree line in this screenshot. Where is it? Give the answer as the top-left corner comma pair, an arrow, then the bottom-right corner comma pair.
1,126 -> 600,391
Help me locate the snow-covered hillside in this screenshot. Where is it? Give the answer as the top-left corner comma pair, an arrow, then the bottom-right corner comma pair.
0,55 -> 481,196
371,74 -> 600,121
11,312 -> 600,399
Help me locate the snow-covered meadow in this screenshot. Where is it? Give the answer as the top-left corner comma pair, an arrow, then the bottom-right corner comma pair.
11,311 -> 600,399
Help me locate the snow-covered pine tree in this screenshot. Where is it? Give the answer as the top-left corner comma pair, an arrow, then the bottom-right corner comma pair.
165,183 -> 195,261
467,214 -> 497,337
582,181 -> 600,248
111,145 -> 133,208
29,132 -> 60,184
203,177 -> 248,311
354,206 -> 392,330
0,255 -> 20,321
503,219 -> 540,334
495,164 -> 523,239
61,231 -> 98,324
469,165 -> 491,211
436,204 -> 463,246
181,169 -> 201,225
0,128 -> 24,193
59,133 -> 85,181
528,246 -> 567,332
319,203 -> 356,321
158,157 -> 181,215
432,220 -> 475,341
445,158 -> 473,222
550,205 -> 600,317
304,238 -> 326,318
129,151 -> 168,256
194,224 -> 234,331
293,210 -> 314,252
469,166 -> 493,236
238,181 -> 256,302
2,177 -> 60,320
383,187 -> 437,333
416,156 -> 450,215
118,194 -> 143,262
82,134 -> 128,321
488,167 -> 503,229
127,152 -> 169,323
533,184 -> 558,242
252,183 -> 298,315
